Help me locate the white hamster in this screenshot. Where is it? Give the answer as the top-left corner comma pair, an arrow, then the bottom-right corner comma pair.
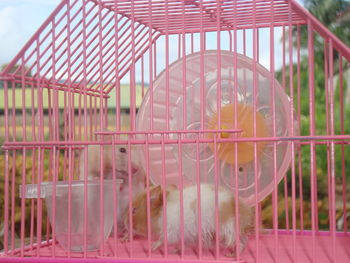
79,142 -> 146,231
124,183 -> 254,256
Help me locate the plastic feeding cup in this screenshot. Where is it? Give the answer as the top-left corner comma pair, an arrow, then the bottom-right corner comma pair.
20,180 -> 122,251
136,50 -> 297,206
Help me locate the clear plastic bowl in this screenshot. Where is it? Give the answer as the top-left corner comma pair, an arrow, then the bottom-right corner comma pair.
20,179 -> 122,251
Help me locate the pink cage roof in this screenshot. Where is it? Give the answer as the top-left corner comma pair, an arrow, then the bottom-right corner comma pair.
1,0 -> 350,96
93,0 -> 307,33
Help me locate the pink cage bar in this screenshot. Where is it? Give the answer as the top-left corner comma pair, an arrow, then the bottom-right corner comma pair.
1,0 -> 350,262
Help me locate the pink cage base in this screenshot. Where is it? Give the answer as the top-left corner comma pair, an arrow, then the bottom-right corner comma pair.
1,231 -> 349,263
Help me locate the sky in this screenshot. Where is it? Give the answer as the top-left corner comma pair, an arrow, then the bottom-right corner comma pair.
0,0 -> 61,66
0,0 -> 305,71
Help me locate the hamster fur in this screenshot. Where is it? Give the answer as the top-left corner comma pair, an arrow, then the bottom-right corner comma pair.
124,184 -> 253,255
80,143 -> 146,231
79,143 -> 139,180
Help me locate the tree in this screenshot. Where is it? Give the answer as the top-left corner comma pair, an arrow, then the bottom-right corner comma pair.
278,0 -> 350,216
305,0 -> 350,44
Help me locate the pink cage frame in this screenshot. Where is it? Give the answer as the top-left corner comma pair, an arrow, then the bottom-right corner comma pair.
1,0 -> 350,262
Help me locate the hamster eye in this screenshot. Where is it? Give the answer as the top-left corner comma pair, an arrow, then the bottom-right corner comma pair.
119,147 -> 126,153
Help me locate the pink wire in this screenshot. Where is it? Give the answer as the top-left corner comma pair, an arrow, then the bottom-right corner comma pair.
51,146 -> 58,257
127,137 -> 134,257
288,2 -> 297,260
154,41 -> 157,80
328,39 -> 337,262
36,34 -> 46,254
268,1 -> 279,261
148,0 -> 154,131
82,1 -> 89,257
111,137 -> 118,257
307,19 -> 317,262
324,41 -> 332,236
11,79 -> 17,255
177,134 -> 185,259
20,60 -> 27,256
98,2 -> 106,256
145,135 -> 152,258
199,0 -> 204,131
339,56 -> 347,233
49,20 -> 58,255
281,25 -> 290,232
165,0 -> 170,132
141,56 -> 145,98
29,80 -> 35,250
180,2 -> 186,257
296,24 -> 304,232
252,1 -> 262,261
213,136 -> 220,259
3,75 -> 9,253
195,135 -> 202,259
160,134 -> 168,257
129,0 -> 136,132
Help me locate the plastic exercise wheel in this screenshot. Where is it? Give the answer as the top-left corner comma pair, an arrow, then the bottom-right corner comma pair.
136,50 -> 296,206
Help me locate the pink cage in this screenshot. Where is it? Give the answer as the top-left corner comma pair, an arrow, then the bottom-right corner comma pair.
1,0 -> 350,262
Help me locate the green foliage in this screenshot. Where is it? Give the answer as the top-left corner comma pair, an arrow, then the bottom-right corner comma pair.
270,0 -> 350,228
305,0 -> 350,33
276,54 -> 350,196
291,0 -> 350,72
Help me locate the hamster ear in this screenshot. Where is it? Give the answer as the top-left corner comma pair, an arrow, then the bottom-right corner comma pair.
150,186 -> 163,208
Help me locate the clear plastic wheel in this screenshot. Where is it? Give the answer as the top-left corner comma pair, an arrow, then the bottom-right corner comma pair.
136,50 -> 297,206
